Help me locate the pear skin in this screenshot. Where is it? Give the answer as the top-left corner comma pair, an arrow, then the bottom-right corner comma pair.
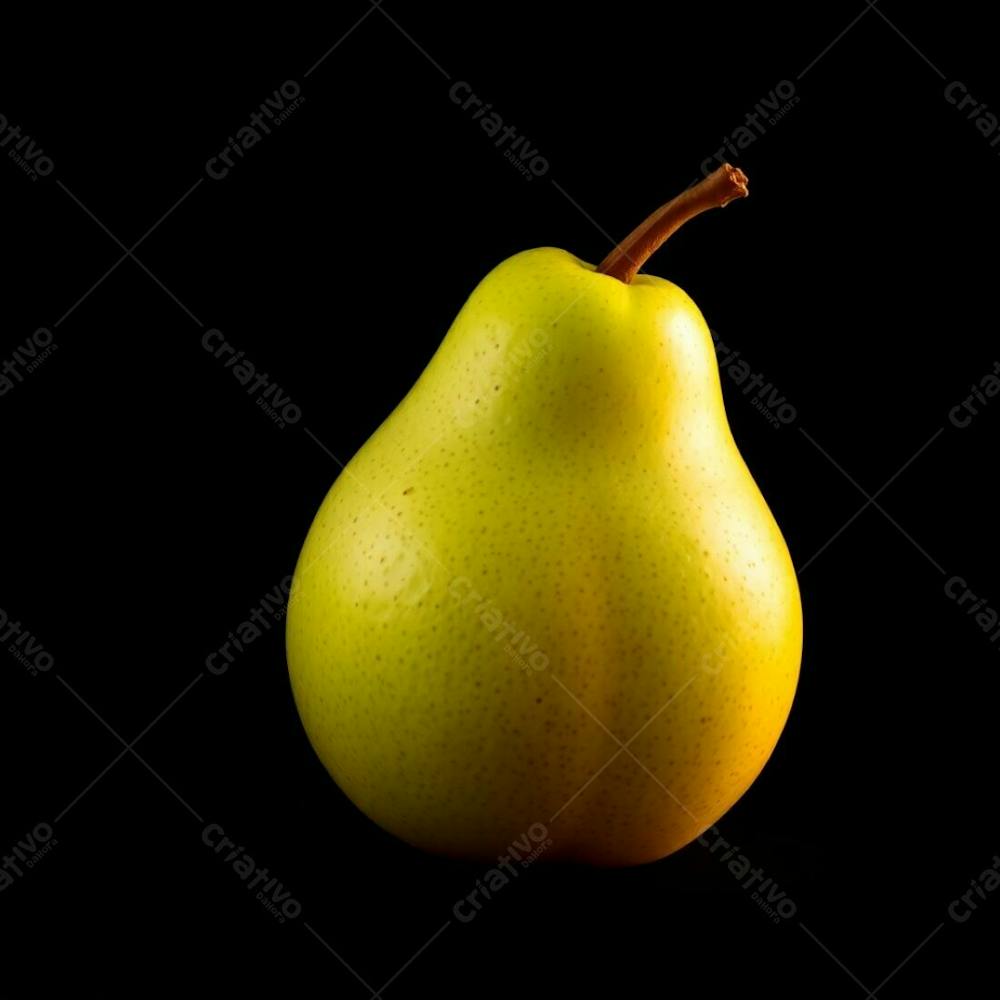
287,167 -> 802,866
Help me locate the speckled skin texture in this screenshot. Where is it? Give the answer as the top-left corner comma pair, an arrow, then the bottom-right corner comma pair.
286,248 -> 802,866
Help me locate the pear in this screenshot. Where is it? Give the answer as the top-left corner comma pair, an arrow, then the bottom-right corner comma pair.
287,165 -> 801,866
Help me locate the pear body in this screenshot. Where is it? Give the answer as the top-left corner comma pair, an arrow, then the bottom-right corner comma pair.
287,248 -> 801,865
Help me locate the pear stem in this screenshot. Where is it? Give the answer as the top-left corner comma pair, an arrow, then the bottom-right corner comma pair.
596,164 -> 749,284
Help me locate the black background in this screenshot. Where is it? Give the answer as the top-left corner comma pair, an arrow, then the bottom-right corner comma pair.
3,3 -> 999,995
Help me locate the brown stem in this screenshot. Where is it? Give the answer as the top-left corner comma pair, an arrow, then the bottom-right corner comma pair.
596,164 -> 749,284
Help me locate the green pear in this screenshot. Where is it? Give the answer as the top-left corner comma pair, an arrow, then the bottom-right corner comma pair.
287,165 -> 802,866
